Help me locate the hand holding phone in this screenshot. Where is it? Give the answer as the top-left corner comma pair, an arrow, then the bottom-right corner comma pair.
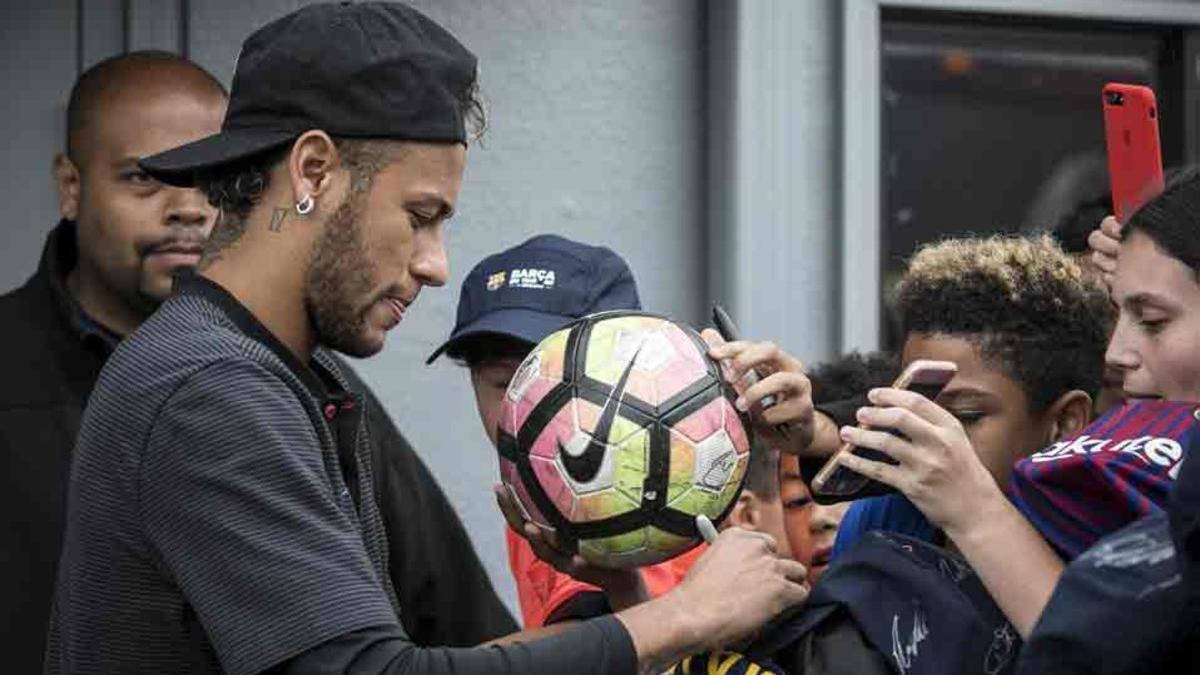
811,360 -> 957,502
1103,83 -> 1164,223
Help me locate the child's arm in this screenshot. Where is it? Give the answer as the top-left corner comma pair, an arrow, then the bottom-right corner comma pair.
940,494 -> 1063,638
836,387 -> 1062,638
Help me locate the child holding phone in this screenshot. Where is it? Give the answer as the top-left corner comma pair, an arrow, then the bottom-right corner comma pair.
827,235 -> 1112,638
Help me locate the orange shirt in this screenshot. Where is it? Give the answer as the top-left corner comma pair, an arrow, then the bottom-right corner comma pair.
504,526 -> 706,628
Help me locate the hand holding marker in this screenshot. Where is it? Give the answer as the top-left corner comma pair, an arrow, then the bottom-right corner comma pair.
711,305 -> 792,442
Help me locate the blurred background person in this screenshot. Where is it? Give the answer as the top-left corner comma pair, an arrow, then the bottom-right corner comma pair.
0,51 -> 225,674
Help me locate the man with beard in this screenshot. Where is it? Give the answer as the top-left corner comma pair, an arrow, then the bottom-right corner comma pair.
4,48 -> 515,673
0,50 -> 227,673
46,4 -> 808,674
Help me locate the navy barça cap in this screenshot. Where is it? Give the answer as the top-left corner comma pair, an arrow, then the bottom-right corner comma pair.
427,234 -> 641,364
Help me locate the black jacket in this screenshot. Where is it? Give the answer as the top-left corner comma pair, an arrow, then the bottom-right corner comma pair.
0,222 -> 516,672
350,365 -> 520,646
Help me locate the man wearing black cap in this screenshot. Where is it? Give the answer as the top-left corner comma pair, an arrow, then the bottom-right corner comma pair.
47,4 -> 808,674
2,49 -> 514,668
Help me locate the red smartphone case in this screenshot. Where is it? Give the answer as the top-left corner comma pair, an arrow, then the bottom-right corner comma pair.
1103,83 -> 1164,223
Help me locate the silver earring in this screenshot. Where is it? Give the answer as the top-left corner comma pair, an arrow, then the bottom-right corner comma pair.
296,194 -> 314,215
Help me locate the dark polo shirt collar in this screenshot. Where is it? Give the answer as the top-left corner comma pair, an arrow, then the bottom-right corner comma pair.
174,273 -> 340,403
173,273 -> 364,506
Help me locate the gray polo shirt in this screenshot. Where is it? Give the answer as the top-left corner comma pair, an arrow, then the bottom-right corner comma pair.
46,275 -> 635,674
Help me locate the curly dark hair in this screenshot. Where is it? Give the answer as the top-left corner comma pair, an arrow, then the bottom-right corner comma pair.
896,235 -> 1114,410
807,351 -> 899,405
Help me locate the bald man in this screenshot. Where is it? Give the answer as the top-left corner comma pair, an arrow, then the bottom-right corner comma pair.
0,50 -> 227,672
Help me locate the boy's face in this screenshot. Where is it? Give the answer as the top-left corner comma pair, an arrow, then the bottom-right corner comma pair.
901,333 -> 1052,489
470,356 -> 526,447
777,455 -> 815,572
723,478 -> 795,562
779,454 -> 850,584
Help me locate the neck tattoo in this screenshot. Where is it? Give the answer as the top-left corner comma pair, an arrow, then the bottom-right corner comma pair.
269,207 -> 289,232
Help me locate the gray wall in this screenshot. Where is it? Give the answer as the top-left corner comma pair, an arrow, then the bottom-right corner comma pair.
1,0 -> 76,288
708,1 -> 840,366
0,0 -> 712,615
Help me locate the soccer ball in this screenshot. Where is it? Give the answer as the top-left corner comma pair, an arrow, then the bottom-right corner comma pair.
497,311 -> 751,569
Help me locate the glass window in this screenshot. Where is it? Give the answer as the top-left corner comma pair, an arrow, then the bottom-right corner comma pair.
879,11 -> 1188,346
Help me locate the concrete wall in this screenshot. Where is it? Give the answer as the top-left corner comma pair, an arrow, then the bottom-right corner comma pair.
708,1 -> 840,366
0,0 -> 76,290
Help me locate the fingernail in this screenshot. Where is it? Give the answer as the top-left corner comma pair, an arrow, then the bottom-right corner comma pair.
840,425 -> 853,438
867,388 -> 881,402
735,397 -> 748,411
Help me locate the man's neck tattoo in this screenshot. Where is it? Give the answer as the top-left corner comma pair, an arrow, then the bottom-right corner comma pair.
269,207 -> 289,232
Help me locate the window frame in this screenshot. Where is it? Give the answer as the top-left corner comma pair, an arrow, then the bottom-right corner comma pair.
840,0 -> 1200,352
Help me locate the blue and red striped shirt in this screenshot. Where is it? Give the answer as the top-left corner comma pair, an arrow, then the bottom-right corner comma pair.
1010,400 -> 1197,560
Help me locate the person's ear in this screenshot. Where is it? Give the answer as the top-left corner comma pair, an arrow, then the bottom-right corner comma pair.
1044,389 -> 1093,443
53,153 -> 80,221
724,492 -> 762,532
286,130 -> 341,214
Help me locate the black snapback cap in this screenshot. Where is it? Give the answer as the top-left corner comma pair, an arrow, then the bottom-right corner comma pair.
140,1 -> 477,186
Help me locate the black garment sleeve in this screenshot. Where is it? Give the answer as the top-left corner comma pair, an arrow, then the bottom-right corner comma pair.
779,609 -> 891,675
814,395 -> 865,429
142,360 -> 400,675
543,590 -> 610,624
336,360 -> 520,645
281,615 -> 637,675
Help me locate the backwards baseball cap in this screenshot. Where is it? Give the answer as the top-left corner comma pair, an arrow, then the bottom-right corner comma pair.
427,234 -> 641,364
140,1 -> 477,186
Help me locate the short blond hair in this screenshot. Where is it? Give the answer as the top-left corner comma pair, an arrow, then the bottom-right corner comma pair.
896,235 -> 1112,409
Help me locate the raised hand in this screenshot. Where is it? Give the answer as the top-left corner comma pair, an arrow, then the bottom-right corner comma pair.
702,329 -> 816,455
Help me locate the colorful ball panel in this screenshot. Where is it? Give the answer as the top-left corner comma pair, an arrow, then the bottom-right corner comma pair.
581,317 -> 710,410
575,397 -> 645,448
498,311 -> 749,569
578,526 -> 699,568
504,329 -> 570,434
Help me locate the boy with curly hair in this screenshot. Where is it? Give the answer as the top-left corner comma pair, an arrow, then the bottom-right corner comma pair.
836,234 -> 1114,638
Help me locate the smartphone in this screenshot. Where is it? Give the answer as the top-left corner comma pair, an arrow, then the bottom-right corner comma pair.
1103,83 -> 1164,223
810,359 -> 958,502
